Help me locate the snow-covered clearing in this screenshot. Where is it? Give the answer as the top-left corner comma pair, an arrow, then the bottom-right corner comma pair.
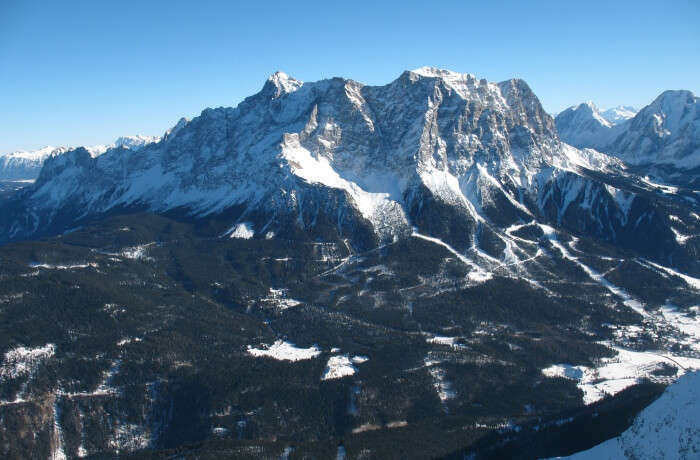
262,288 -> 302,311
542,346 -> 700,405
0,344 -> 55,381
322,356 -> 356,380
247,340 -> 321,361
119,243 -> 155,260
29,262 -> 98,270
424,357 -> 456,410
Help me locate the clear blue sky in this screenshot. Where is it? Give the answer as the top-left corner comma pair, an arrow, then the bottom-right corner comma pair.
1,0 -> 698,152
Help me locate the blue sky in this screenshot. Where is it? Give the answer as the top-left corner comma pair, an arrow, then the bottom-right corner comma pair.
1,0 -> 698,152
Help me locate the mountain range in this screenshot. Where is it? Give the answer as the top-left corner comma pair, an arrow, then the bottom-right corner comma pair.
2,68 -> 698,266
0,135 -> 159,181
0,68 -> 698,459
556,91 -> 700,187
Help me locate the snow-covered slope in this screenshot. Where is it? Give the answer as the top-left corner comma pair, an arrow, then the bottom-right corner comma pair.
563,371 -> 700,460
0,135 -> 160,181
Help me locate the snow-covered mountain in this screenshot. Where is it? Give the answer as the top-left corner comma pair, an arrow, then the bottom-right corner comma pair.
564,371 -> 700,459
0,146 -> 69,181
554,102 -> 623,151
609,90 -> 700,168
600,105 -> 637,124
0,135 -> 160,181
113,134 -> 161,151
556,91 -> 700,172
1,68 -> 698,274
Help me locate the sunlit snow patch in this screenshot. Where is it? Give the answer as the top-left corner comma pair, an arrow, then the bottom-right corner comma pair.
639,176 -> 679,194
117,337 -> 142,347
120,243 -> 155,260
227,222 -> 254,239
247,340 -> 320,361
263,288 -> 302,310
280,133 -> 410,239
670,227 -> 692,244
0,344 -> 55,381
322,356 -> 356,380
322,355 -> 369,380
211,427 -> 229,437
424,357 -> 455,409
426,335 -> 460,347
29,262 -> 98,270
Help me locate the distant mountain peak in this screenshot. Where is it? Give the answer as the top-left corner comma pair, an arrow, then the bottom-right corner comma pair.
562,102 -> 637,127
556,88 -> 700,170
571,101 -> 613,128
554,102 -> 618,150
2,146 -> 65,161
114,134 -> 161,150
600,105 -> 637,124
0,134 -> 160,181
265,71 -> 303,97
